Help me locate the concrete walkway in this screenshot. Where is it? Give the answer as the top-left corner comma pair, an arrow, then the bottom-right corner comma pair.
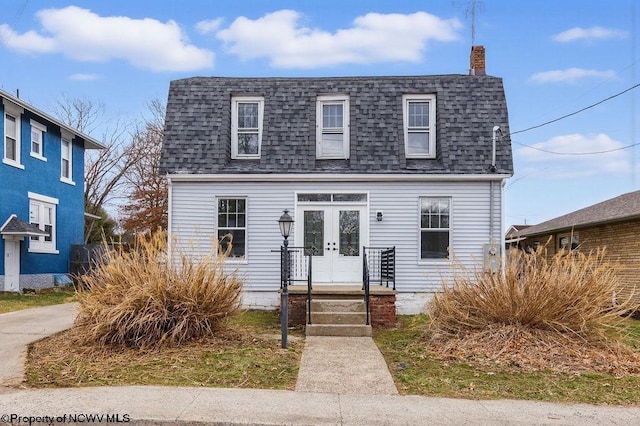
0,303 -> 77,386
0,386 -> 639,425
1,304 -> 640,425
295,336 -> 398,395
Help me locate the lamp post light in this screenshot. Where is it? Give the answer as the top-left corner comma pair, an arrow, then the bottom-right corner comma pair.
278,209 -> 294,349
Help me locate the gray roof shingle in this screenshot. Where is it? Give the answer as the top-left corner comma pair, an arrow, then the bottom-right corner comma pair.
518,190 -> 640,237
1,215 -> 48,236
160,75 -> 513,175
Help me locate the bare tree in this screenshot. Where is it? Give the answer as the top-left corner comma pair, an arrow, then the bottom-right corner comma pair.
120,99 -> 168,237
53,96 -> 143,242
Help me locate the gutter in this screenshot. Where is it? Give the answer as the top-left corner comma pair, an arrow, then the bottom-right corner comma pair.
166,173 -> 513,183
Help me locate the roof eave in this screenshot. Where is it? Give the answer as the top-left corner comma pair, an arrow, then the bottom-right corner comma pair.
0,89 -> 105,150
519,214 -> 640,238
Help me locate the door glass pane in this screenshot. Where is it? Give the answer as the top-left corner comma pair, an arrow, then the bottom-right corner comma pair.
339,210 -> 359,256
332,193 -> 367,202
304,211 -> 324,256
297,193 -> 331,202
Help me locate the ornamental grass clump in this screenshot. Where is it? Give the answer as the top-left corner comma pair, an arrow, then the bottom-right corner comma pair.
427,247 -> 640,375
75,232 -> 242,349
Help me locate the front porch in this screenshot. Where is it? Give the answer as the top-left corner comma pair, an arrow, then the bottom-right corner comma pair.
286,285 -> 397,329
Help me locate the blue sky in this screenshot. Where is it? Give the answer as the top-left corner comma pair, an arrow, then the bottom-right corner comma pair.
1,0 -> 638,230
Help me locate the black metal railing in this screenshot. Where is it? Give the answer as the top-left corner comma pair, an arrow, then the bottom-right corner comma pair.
279,246 -> 313,332
363,246 -> 396,290
363,248 -> 371,326
280,246 -> 312,289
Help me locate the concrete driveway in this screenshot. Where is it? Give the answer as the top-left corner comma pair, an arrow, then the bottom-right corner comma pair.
0,303 -> 77,386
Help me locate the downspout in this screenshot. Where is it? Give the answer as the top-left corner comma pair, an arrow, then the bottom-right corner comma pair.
166,175 -> 173,262
489,126 -> 502,244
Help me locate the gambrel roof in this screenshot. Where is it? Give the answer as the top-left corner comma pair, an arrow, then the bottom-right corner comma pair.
160,75 -> 513,176
518,190 -> 640,237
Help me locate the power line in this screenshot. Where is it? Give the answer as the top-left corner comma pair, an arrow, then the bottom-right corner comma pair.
510,81 -> 640,136
511,139 -> 640,156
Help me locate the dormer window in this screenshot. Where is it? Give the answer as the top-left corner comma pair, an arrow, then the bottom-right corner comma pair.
403,94 -> 436,158
231,96 -> 263,159
316,95 -> 349,159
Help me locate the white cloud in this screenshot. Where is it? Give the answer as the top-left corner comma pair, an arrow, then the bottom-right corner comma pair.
553,26 -> 628,42
68,73 -> 101,81
517,133 -> 630,178
0,6 -> 214,72
196,18 -> 224,35
530,68 -> 616,84
216,10 -> 462,68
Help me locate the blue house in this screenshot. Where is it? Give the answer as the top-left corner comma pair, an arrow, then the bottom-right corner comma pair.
0,89 -> 103,292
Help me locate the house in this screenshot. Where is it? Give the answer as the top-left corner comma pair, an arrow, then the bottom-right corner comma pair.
505,224 -> 530,252
0,89 -> 103,292
515,190 -> 640,307
160,46 -> 514,317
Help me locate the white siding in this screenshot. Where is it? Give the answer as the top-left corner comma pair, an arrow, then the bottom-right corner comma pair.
169,180 -> 504,296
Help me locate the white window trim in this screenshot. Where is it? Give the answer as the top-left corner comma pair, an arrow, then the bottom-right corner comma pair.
30,119 -> 47,161
60,129 -> 75,185
231,96 -> 264,160
316,95 -> 350,159
27,192 -> 59,254
403,94 -> 436,159
3,100 -> 24,169
216,196 -> 249,263
417,196 -> 451,263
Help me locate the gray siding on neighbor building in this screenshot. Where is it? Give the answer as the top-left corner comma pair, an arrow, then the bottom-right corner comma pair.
169,179 -> 504,293
161,75 -> 513,176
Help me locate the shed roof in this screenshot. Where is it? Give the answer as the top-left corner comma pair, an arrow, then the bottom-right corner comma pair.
518,190 -> 640,237
161,75 -> 513,176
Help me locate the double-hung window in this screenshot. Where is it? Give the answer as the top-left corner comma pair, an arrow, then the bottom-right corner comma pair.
28,192 -> 58,254
30,120 -> 47,160
420,197 -> 450,259
3,101 -> 24,168
403,94 -> 436,158
60,131 -> 74,184
231,97 -> 263,159
217,198 -> 247,258
316,95 -> 349,159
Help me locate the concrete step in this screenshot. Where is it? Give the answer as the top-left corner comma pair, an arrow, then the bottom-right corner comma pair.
310,299 -> 366,313
310,311 -> 366,325
305,324 -> 372,337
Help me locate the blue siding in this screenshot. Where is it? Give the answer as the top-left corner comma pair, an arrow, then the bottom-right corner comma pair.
0,102 -> 86,278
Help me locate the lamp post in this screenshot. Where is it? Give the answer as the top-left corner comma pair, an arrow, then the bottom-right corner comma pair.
278,209 -> 294,349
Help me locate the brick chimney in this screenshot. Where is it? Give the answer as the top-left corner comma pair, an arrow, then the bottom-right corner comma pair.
469,45 -> 486,76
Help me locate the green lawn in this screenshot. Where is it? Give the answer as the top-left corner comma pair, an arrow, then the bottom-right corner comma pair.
374,315 -> 640,405
0,288 -> 76,314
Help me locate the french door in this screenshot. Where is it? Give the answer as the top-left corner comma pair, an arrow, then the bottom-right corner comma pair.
296,204 -> 368,284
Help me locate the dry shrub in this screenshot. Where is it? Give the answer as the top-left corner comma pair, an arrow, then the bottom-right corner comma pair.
75,232 -> 243,348
427,247 -> 640,375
